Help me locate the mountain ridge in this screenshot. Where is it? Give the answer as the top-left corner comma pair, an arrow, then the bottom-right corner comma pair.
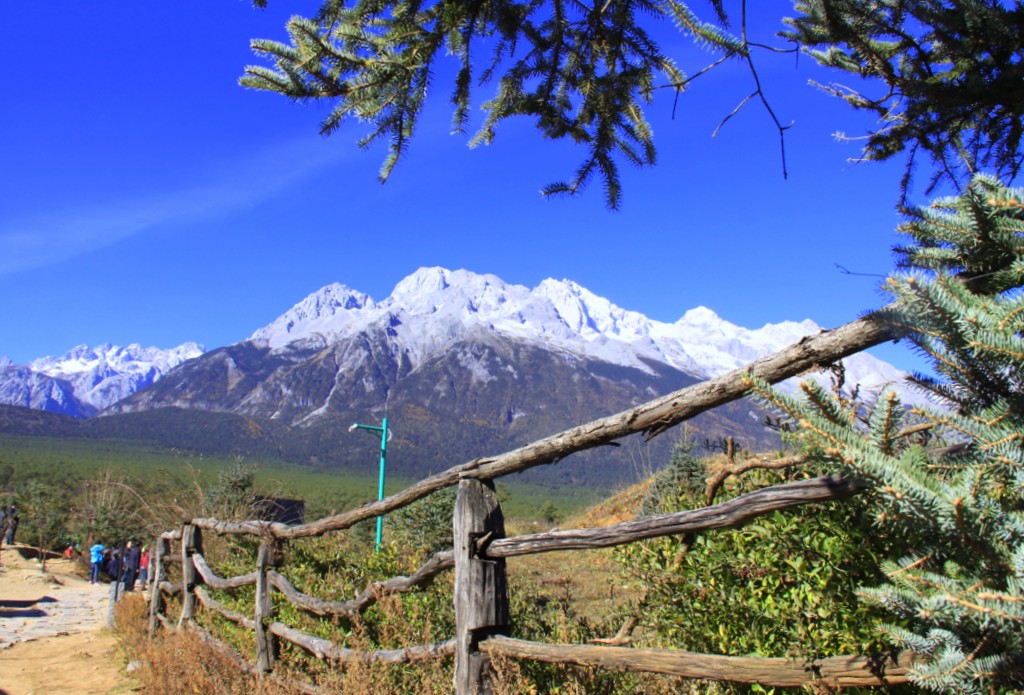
0,342 -> 204,417
1,267 -> 918,485
247,266 -> 912,406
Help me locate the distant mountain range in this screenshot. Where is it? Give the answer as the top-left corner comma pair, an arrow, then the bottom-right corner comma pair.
0,343 -> 204,417
0,268 -> 918,485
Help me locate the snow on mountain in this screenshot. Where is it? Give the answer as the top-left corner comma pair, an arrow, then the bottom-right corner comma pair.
250,266 -> 918,403
250,283 -> 374,349
0,365 -> 80,415
1,342 -> 205,417
6,267 -> 918,420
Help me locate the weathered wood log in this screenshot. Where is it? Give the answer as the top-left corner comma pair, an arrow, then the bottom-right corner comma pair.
349,549 -> 455,613
267,570 -> 359,618
148,536 -> 169,637
454,479 -> 509,695
192,552 -> 258,589
486,476 -> 863,559
268,622 -> 456,664
158,580 -> 182,596
178,524 -> 200,628
189,310 -> 897,539
268,550 -> 455,619
255,541 -> 276,673
194,586 -> 257,630
480,636 -> 923,688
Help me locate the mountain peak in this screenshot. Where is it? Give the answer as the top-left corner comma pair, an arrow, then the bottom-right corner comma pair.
393,266 -> 452,296
678,306 -> 722,325
250,283 -> 374,348
246,267 -> 911,398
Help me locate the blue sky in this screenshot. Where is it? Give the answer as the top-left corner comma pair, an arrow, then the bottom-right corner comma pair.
1,1 -> 932,373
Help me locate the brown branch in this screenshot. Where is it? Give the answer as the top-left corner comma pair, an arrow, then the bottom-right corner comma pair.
268,622 -> 455,664
194,586 -> 257,630
158,580 -> 182,596
188,623 -> 324,695
704,454 -> 809,506
590,613 -> 642,646
484,476 -> 864,560
481,636 -> 922,688
268,549 -> 454,618
192,552 -> 258,589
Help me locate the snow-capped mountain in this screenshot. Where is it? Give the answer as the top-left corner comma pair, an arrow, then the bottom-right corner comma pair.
6,268 -> 917,426
249,267 -> 911,402
0,342 -> 205,417
6,268 -> 925,485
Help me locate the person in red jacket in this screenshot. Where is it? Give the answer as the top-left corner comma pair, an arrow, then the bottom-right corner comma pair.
139,545 -> 151,591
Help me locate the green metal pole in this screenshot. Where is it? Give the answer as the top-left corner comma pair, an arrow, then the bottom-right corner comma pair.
375,417 -> 388,552
350,419 -> 390,553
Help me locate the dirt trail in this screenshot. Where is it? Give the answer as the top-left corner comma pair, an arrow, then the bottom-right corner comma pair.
0,545 -> 138,695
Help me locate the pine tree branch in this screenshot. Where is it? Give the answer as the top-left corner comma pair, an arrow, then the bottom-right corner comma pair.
703,453 -> 808,506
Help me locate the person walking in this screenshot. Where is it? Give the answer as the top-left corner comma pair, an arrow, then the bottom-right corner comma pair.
138,545 -> 151,591
122,541 -> 141,592
106,546 -> 122,585
5,506 -> 18,545
89,541 -> 106,584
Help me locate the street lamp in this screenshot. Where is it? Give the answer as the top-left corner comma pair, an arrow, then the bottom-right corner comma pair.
349,416 -> 390,552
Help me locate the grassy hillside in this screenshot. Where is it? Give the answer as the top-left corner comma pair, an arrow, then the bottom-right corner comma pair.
0,433 -> 601,524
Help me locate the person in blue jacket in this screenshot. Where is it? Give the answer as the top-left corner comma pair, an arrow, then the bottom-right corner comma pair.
89,541 -> 105,585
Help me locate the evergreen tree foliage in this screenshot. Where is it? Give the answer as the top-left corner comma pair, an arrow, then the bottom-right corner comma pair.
243,0 -> 1024,206
784,0 -> 1024,198
240,0 -> 748,208
16,477 -> 75,554
205,460 -> 259,521
750,175 -> 1024,692
390,486 -> 456,554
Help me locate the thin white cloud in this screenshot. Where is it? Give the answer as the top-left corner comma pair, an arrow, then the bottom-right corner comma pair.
0,138 -> 346,276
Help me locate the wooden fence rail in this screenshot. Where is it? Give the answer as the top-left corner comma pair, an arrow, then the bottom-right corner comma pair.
479,636 -> 922,688
144,312 -> 924,692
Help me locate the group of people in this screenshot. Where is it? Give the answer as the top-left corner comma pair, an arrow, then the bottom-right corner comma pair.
0,504 -> 19,546
89,540 -> 151,591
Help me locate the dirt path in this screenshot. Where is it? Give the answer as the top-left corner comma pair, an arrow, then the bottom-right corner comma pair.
0,545 -> 138,695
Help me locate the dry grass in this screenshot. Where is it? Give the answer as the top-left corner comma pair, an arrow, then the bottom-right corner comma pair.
115,594 -> 290,695
115,484 -> 673,694
117,590 -> 454,695
508,480 -> 649,629
310,595 -> 453,694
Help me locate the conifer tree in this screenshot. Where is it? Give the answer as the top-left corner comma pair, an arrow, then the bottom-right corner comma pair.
784,0 -> 1024,199
751,174 -> 1024,692
241,0 -> 749,209
243,0 -> 1024,206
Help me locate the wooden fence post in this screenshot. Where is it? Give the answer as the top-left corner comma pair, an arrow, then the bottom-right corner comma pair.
454,479 -> 509,695
255,540 -> 276,673
148,536 -> 169,636
179,524 -> 200,628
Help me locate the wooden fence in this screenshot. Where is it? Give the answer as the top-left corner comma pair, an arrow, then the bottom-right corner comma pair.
145,311 -> 923,692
